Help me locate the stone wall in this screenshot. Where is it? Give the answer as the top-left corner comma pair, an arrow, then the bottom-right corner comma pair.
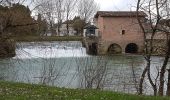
97,39 -> 144,55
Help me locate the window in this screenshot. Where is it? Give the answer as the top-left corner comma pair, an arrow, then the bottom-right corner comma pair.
89,29 -> 95,35
122,30 -> 125,35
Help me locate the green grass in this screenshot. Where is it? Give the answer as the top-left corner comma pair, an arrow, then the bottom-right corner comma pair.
12,36 -> 83,42
0,81 -> 169,100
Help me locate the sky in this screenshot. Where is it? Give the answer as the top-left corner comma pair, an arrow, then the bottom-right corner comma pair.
94,0 -> 137,11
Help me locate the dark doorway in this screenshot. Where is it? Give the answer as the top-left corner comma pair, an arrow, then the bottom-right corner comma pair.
108,44 -> 122,54
125,43 -> 138,53
88,43 -> 97,55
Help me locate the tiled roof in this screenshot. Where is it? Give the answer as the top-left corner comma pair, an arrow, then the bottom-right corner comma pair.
84,25 -> 98,29
94,11 -> 146,18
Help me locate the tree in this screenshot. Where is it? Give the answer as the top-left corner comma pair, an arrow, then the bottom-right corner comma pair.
64,0 -> 77,35
35,0 -> 99,36
136,0 -> 170,96
37,13 -> 47,36
0,0 -> 38,57
9,4 -> 38,36
54,0 -> 65,36
0,3 -> 38,36
77,0 -> 99,22
35,0 -> 56,35
167,69 -> 170,96
72,16 -> 86,36
35,0 -> 66,36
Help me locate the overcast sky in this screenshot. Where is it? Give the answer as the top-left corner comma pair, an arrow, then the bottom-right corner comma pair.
94,0 -> 137,11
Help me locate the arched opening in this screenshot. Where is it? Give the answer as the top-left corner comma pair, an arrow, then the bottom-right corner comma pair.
125,43 -> 138,53
108,43 -> 122,54
88,43 -> 97,55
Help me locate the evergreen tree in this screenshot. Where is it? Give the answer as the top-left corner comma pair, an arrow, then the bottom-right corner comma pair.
72,16 -> 86,36
37,13 -> 47,36
0,3 -> 38,36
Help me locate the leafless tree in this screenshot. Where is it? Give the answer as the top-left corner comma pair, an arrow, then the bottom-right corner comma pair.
35,0 -> 99,36
36,0 -> 71,36
77,0 -> 99,22
136,0 -> 170,96
75,56 -> 109,89
167,69 -> 170,96
64,0 -> 77,35
35,0 -> 56,35
54,0 -> 65,36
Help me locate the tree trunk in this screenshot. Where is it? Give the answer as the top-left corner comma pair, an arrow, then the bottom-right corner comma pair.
159,55 -> 169,96
66,22 -> 69,36
166,69 -> 170,96
66,14 -> 69,36
139,66 -> 147,95
159,39 -> 170,96
147,61 -> 157,96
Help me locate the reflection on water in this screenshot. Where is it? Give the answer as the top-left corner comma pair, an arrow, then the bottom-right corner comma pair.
0,41 -> 165,95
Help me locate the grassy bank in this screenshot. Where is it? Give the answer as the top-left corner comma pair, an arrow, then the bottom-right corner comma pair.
0,81 -> 169,100
12,36 -> 82,42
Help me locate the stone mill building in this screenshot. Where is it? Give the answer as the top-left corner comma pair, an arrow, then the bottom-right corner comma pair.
83,11 -> 146,55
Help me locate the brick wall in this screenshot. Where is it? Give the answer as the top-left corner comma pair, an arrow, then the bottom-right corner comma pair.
95,16 -> 144,54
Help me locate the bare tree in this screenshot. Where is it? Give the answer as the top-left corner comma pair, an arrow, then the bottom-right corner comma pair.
35,0 -> 98,36
64,0 -> 77,35
136,0 -> 170,96
76,56 -> 109,89
77,0 -> 99,22
54,0 -> 65,36
36,0 -> 69,36
35,0 -> 56,36
167,69 -> 170,96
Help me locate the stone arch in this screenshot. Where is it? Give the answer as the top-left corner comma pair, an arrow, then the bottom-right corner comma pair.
107,43 -> 122,54
125,43 -> 138,53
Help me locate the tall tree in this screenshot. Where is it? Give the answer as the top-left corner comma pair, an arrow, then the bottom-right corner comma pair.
77,0 -> 99,22
35,0 -> 56,35
64,0 -> 77,35
72,16 -> 86,36
54,0 -> 65,36
0,0 -> 37,57
136,0 -> 170,96
36,0 -> 66,36
37,13 -> 47,36
0,3 -> 38,36
35,0 -> 99,36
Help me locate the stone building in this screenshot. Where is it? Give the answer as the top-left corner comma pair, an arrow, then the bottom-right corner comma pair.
93,11 -> 146,54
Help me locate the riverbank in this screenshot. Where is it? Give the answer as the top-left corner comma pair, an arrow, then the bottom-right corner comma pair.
12,36 -> 82,42
0,37 -> 16,58
0,81 -> 169,100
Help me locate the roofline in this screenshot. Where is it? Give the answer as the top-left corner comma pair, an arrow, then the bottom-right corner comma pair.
94,11 -> 147,18
84,25 -> 98,29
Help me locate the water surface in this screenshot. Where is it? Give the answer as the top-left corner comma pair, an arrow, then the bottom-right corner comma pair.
0,41 -> 166,94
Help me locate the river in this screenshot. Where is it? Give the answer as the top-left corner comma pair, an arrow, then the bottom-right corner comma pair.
0,41 -> 167,95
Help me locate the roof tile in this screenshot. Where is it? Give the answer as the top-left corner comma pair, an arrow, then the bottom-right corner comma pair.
94,11 -> 146,18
